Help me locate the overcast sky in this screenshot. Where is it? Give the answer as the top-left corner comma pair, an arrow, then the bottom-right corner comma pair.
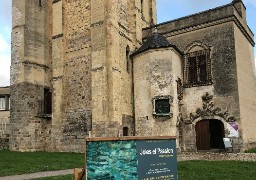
0,0 -> 255,86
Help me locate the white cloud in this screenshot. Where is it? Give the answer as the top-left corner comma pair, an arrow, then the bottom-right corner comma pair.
0,34 -> 9,53
0,55 -> 11,86
4,26 -> 11,40
0,31 -> 11,86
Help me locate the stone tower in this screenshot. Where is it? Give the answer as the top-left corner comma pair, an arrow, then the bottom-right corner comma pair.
10,0 -> 156,152
10,0 -> 52,151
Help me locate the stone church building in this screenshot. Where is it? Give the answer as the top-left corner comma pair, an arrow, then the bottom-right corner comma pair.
10,0 -> 256,152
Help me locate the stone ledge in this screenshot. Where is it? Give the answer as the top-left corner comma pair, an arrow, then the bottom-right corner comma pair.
178,152 -> 256,162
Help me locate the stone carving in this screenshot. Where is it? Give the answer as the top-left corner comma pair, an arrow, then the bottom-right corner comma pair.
149,63 -> 173,90
188,92 -> 236,123
184,41 -> 211,54
176,78 -> 183,100
176,78 -> 184,126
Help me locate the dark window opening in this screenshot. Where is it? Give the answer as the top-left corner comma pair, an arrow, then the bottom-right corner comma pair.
126,46 -> 130,73
39,0 -> 42,7
44,88 -> 52,115
198,55 -> 207,83
123,127 -> 129,136
185,49 -> 211,87
141,0 -> 144,15
188,56 -> 197,84
155,99 -> 170,115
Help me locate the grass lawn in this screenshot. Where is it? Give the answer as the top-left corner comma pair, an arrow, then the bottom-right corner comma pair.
178,160 -> 256,180
1,150 -> 256,179
32,161 -> 256,180
245,148 -> 256,153
0,150 -> 84,177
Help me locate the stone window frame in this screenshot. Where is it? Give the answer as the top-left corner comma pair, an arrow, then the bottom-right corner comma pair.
0,96 -> 5,110
183,41 -> 213,88
0,95 -> 10,111
37,88 -> 52,119
152,95 -> 173,118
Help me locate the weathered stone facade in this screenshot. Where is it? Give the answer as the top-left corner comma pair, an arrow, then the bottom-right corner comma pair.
0,86 -> 10,150
140,0 -> 256,152
10,0 -> 255,152
10,0 -> 157,152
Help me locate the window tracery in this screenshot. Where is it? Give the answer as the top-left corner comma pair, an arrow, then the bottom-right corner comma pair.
184,42 -> 212,87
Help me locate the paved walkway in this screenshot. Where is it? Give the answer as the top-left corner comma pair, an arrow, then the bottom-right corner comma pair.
0,169 -> 74,180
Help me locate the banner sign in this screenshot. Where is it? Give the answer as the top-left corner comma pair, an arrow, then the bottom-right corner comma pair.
86,137 -> 177,180
227,122 -> 239,137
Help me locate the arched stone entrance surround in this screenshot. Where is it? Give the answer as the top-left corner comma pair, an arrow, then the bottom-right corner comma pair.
178,92 -> 242,152
194,117 -> 226,150
180,116 -> 228,151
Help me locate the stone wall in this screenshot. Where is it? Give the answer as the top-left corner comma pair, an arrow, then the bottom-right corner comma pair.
10,0 -> 157,152
163,22 -> 241,151
178,23 -> 241,151
10,83 -> 48,151
10,0 -> 255,153
142,1 -> 255,151
10,0 -> 52,151
0,138 -> 9,150
133,48 -> 182,141
0,115 -> 10,138
234,24 -> 256,150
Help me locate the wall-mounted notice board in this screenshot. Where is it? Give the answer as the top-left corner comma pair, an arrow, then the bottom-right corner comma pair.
86,136 -> 178,180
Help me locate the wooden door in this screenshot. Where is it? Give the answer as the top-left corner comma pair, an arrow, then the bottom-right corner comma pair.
196,120 -> 210,150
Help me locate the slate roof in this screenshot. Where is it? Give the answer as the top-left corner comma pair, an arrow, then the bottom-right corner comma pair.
232,0 -> 242,3
131,31 -> 182,57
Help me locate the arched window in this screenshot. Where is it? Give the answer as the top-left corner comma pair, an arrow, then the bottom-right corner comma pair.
126,46 -> 130,73
184,42 -> 212,87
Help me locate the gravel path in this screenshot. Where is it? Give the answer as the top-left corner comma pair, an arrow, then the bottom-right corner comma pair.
0,169 -> 74,180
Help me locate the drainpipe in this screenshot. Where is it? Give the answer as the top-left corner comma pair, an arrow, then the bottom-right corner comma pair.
131,56 -> 136,136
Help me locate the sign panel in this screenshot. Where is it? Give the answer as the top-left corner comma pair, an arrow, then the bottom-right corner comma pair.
86,137 -> 177,180
223,138 -> 232,148
137,139 -> 177,180
227,122 -> 239,137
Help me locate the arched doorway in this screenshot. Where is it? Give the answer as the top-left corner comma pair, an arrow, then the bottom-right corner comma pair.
195,119 -> 224,150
